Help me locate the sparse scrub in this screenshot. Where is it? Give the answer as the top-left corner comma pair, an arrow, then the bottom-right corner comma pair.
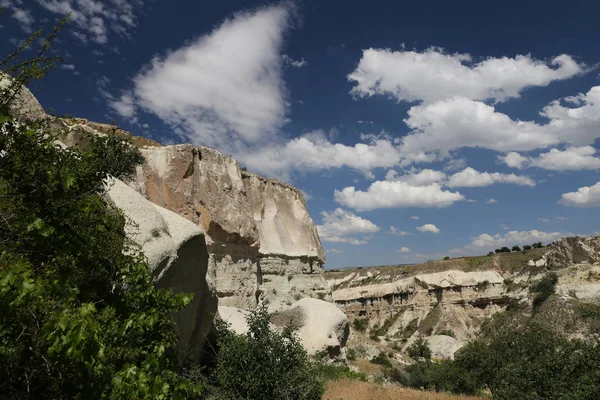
353,317 -> 369,332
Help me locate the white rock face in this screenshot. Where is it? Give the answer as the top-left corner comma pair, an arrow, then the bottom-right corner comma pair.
547,236 -> 600,267
132,144 -> 330,310
0,74 -> 46,120
105,178 -> 218,357
404,335 -> 467,360
222,298 -> 350,362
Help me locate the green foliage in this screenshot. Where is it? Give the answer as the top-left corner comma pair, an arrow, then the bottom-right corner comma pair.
352,317 -> 368,332
402,318 -> 419,338
209,303 -> 324,400
475,280 -> 490,292
523,244 -> 533,251
532,242 -> 545,249
531,272 -> 558,309
487,251 -> 494,256
0,119 -> 201,398
511,245 -> 521,252
313,363 -> 366,382
346,347 -> 357,361
369,351 -> 392,368
443,256 -> 450,260
407,337 -> 431,361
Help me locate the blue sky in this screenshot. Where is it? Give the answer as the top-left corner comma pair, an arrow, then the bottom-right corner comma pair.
2,0 -> 600,269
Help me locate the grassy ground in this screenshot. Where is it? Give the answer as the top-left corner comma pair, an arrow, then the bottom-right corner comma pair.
323,379 -> 486,400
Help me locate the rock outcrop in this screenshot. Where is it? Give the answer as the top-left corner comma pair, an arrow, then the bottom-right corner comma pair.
0,73 -> 46,120
332,270 -> 510,346
220,298 -> 350,363
131,144 -> 330,310
106,178 -> 218,357
546,236 -> 600,268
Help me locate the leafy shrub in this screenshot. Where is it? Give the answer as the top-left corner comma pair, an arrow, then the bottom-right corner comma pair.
352,317 -> 368,332
512,245 -> 521,252
407,337 -> 431,361
313,363 -> 366,382
209,303 -> 323,400
369,351 -> 392,368
443,256 -> 450,260
531,272 -> 558,309
476,280 -> 490,292
523,244 -> 533,250
346,347 -> 357,361
0,117 -> 201,398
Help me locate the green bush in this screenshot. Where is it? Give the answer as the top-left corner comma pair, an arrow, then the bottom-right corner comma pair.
407,337 -> 431,361
512,245 -> 521,252
346,347 -> 357,361
0,117 -> 201,398
531,272 -> 558,309
369,351 -> 392,368
352,317 -> 368,332
209,303 -> 323,400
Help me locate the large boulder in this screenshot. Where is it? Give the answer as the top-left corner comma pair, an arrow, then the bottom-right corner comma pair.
105,178 -> 218,358
219,298 -> 350,363
547,236 -> 600,268
271,298 -> 350,362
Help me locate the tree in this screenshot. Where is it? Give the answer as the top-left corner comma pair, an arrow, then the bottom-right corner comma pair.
487,252 -> 494,256
407,337 -> 431,361
512,245 -> 521,252
500,246 -> 511,253
523,245 -> 532,251
0,112 -> 201,397
209,303 -> 324,400
532,242 -> 544,249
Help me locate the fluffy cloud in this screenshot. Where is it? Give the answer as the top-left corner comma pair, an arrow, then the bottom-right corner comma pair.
397,247 -> 411,253
469,230 -> 563,249
317,208 -> 379,245
282,55 -> 307,68
417,224 -> 440,234
560,182 -> 600,207
501,146 -> 600,171
411,216 -> 420,220
240,131 -> 403,178
385,168 -> 446,186
349,47 -> 583,104
387,226 -> 410,236
326,248 -> 343,254
124,5 -> 291,152
400,86 -> 600,160
37,0 -> 145,44
446,167 -> 535,188
486,198 -> 498,204
335,181 -> 465,211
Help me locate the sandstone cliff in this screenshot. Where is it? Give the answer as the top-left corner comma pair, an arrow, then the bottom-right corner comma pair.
327,236 -> 600,359
130,144 -> 330,310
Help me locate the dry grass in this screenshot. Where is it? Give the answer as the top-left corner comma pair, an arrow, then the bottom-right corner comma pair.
323,379 -> 486,400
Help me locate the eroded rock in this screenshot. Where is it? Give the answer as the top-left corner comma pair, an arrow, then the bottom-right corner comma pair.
547,236 -> 600,268
105,178 -> 218,358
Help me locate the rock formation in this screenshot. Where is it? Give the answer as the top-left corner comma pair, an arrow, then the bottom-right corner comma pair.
0,73 -> 46,120
105,178 -> 218,357
546,236 -> 600,268
220,298 -> 350,363
130,144 -> 330,310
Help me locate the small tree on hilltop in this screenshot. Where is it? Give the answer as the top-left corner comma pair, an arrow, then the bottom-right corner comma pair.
523,245 -> 532,251
512,245 -> 521,252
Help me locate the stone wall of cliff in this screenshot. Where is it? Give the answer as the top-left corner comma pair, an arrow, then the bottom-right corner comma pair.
130,144 -> 330,310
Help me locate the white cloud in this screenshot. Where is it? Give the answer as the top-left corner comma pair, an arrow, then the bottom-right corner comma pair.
335,181 -> 465,211
411,216 -> 420,220
385,168 -> 446,186
469,230 -> 564,249
501,146 -> 600,171
240,131 -> 404,179
282,54 -> 307,68
349,47 -> 583,104
400,86 -> 600,161
37,0 -> 144,44
61,64 -> 76,70
12,7 -> 34,33
397,247 -> 411,253
555,216 -> 568,221
446,167 -> 535,188
486,198 -> 498,204
119,5 -> 291,155
387,226 -> 410,236
538,218 -> 550,223
560,182 -> 600,207
326,248 -> 343,254
417,224 -> 440,234
109,92 -> 136,119
317,208 -> 379,245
